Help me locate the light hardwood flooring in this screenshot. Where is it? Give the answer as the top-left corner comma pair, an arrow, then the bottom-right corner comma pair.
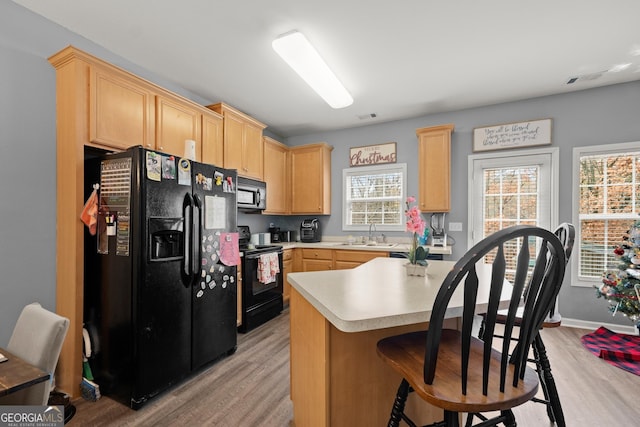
68,310 -> 640,426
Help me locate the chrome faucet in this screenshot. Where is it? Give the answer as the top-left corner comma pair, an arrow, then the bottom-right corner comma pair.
368,222 -> 377,242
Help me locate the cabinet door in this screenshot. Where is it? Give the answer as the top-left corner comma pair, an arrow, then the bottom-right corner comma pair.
201,111 -> 224,166
291,144 -> 332,214
334,261 -> 361,270
90,67 -> 155,150
263,137 -> 289,214
243,122 -> 264,180
283,257 -> 293,305
156,95 -> 201,159
417,124 -> 454,212
302,259 -> 333,272
222,111 -> 245,172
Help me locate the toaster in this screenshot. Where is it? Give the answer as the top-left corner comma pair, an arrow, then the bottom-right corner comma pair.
300,218 -> 321,243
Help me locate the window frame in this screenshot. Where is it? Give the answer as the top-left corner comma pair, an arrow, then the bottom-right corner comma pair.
342,163 -> 407,232
571,141 -> 640,287
467,147 -> 559,246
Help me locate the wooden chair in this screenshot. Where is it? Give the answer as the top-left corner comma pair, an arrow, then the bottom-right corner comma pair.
475,223 -> 575,427
376,225 -> 567,427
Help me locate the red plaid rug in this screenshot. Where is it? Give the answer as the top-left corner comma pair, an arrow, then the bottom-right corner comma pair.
580,326 -> 640,376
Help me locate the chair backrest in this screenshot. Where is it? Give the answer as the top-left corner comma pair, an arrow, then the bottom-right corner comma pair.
423,225 -> 566,396
5,302 -> 69,405
546,223 -> 575,319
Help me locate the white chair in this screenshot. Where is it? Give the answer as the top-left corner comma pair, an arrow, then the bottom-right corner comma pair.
0,302 -> 69,406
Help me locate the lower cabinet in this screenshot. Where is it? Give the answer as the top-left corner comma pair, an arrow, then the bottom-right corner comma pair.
282,249 -> 293,305
295,248 -> 389,273
334,250 -> 388,270
301,249 -> 334,272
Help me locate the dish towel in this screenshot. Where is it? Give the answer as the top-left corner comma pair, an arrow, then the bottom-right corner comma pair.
257,252 -> 280,284
80,189 -> 98,236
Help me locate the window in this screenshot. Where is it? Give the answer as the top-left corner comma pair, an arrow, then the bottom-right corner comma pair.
343,163 -> 406,232
469,148 -> 558,243
572,142 -> 640,287
469,148 -> 558,280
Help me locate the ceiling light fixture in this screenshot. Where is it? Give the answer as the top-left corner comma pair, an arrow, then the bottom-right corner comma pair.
272,30 -> 353,109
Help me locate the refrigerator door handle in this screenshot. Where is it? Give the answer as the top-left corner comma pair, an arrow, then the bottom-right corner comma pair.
192,194 -> 203,280
182,193 -> 194,285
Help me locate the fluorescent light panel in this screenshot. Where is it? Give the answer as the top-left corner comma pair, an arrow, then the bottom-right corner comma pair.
273,30 -> 353,109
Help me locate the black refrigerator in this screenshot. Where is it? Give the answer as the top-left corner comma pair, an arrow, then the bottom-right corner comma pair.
85,146 -> 239,409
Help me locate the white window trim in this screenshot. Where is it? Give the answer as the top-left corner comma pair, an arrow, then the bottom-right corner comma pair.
571,141 -> 640,288
467,147 -> 559,246
342,163 -> 407,232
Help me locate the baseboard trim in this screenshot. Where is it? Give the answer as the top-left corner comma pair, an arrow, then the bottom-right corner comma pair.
560,317 -> 638,334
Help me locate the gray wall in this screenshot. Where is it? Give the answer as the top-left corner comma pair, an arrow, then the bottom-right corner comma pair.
287,83 -> 640,328
1,1 -> 639,346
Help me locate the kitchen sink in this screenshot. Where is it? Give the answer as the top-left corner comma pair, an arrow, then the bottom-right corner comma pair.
335,242 -> 397,248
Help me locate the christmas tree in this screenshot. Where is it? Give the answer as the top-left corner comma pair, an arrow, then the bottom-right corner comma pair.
597,220 -> 640,328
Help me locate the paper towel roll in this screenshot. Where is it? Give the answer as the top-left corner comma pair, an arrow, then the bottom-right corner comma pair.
184,139 -> 196,160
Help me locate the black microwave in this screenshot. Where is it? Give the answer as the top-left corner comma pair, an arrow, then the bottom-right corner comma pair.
237,177 -> 266,211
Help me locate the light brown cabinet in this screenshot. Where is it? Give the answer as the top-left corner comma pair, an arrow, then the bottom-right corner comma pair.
296,248 -> 388,272
301,248 -> 334,272
201,111 -> 224,166
89,65 -> 155,150
263,136 -> 290,214
208,102 -> 266,180
282,249 -> 293,305
334,250 -> 386,270
155,94 -> 202,160
416,124 -> 454,213
290,143 -> 333,214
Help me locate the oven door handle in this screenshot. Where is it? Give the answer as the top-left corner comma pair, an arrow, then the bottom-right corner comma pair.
244,251 -> 282,261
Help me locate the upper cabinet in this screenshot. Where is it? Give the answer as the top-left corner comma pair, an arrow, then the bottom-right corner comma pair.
290,143 -> 333,215
155,94 -> 202,160
207,103 -> 266,180
201,110 -> 224,166
89,64 -> 155,150
263,136 -> 290,214
416,124 -> 454,213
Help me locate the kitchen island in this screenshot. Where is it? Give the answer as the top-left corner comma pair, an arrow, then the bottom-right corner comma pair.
287,257 -> 508,426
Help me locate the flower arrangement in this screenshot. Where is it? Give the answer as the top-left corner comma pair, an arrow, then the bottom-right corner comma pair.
597,220 -> 640,328
405,196 -> 429,266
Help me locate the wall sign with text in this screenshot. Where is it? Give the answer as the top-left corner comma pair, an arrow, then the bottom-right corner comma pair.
473,119 -> 552,152
349,142 -> 397,166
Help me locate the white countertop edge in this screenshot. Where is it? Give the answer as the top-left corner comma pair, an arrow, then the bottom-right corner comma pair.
278,240 -> 453,255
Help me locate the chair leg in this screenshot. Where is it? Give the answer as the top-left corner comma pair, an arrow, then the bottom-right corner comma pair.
443,410 -> 460,427
388,379 -> 411,427
534,333 -> 565,427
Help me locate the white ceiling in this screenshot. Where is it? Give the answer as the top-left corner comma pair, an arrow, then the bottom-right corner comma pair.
13,0 -> 640,138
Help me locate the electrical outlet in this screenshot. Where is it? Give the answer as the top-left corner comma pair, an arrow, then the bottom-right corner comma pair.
449,222 -> 463,232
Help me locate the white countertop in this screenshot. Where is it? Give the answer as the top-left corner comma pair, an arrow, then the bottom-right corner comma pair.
287,257 -> 508,333
277,240 -> 453,255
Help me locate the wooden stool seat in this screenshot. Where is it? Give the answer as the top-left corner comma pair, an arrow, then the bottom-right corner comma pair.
377,329 -> 539,413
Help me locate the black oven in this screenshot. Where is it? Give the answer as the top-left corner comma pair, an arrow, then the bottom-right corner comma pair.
238,226 -> 283,333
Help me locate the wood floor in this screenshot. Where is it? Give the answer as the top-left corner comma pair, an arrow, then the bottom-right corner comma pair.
68,310 -> 640,426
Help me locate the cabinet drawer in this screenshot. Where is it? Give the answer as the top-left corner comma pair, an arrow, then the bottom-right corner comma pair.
283,249 -> 293,261
334,250 -> 388,263
301,248 -> 333,260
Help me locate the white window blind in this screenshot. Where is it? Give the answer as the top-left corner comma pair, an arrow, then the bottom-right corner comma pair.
342,163 -> 406,232
575,146 -> 640,283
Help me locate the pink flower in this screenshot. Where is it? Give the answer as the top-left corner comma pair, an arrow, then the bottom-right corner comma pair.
405,197 -> 426,235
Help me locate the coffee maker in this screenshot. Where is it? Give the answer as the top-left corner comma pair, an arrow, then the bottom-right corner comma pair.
269,225 -> 281,243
